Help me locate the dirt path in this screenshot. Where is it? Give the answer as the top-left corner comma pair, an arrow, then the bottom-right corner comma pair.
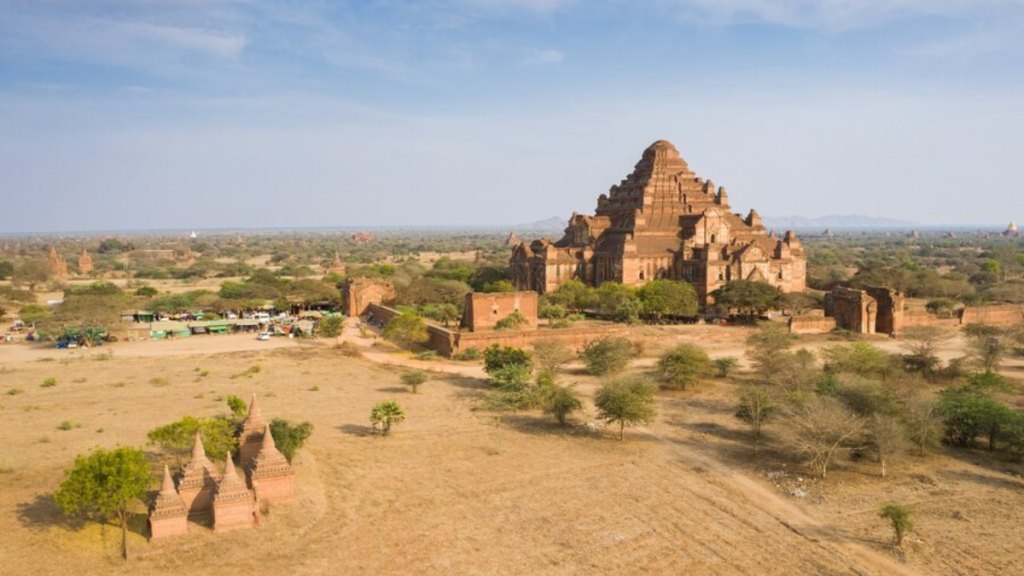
338,319 -> 487,379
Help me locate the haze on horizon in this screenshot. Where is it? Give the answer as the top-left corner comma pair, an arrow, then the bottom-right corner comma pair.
1,1 -> 1022,234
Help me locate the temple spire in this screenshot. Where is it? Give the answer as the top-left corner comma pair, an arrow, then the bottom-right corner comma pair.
262,423 -> 277,450
160,465 -> 177,496
192,431 -> 206,460
248,394 -> 263,419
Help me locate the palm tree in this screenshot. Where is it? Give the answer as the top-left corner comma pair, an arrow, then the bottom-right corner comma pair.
370,400 -> 406,436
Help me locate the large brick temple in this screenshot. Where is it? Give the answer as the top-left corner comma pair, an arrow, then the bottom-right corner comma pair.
510,140 -> 807,304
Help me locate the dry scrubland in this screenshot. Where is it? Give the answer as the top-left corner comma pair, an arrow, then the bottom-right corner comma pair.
0,327 -> 1022,575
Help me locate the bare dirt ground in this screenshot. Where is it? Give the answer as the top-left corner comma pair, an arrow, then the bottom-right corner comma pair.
0,324 -> 1021,575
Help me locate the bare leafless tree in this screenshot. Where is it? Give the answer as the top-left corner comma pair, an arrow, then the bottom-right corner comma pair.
784,396 -> 865,479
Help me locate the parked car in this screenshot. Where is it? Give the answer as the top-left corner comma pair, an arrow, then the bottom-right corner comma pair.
257,332 -> 271,341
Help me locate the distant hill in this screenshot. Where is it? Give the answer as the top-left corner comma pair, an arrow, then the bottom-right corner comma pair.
512,216 -> 565,232
763,214 -> 918,230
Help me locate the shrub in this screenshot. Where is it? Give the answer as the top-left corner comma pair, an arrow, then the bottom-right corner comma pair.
543,385 -> 582,426
657,343 -> 713,390
269,418 -> 314,462
402,371 -> 428,393
594,378 -> 658,440
370,400 -> 405,436
495,309 -> 529,331
580,337 -> 633,376
41,377 -> 57,388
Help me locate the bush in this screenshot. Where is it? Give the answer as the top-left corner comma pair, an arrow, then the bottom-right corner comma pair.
495,309 -> 529,331
370,400 -> 405,436
580,337 -> 633,376
483,344 -> 532,375
318,315 -> 345,338
543,385 -> 582,426
402,371 -> 428,393
594,378 -> 658,440
269,418 -> 314,462
41,377 -> 57,388
452,348 -> 481,361
879,504 -> 913,547
657,344 -> 713,390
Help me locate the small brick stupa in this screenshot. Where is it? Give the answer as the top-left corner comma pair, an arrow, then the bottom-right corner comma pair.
213,454 -> 259,532
251,424 -> 295,504
149,465 -> 188,539
48,246 -> 69,279
177,432 -> 221,521
77,248 -> 94,275
239,394 -> 267,471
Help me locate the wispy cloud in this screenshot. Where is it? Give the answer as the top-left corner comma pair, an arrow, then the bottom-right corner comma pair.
666,0 -> 1024,31
522,48 -> 565,65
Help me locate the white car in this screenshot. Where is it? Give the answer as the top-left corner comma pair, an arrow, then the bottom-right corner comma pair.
257,332 -> 271,341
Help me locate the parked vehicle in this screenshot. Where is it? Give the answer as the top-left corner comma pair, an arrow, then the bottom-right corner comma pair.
257,332 -> 271,341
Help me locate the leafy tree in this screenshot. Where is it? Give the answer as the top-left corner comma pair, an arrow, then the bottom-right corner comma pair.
594,282 -> 641,323
925,298 -> 958,318
546,279 -> 595,313
383,312 -> 429,347
775,292 -> 821,315
226,395 -> 248,422
19,304 -> 51,325
134,286 -> 158,297
711,280 -> 781,319
269,418 -> 314,462
13,259 -> 51,291
657,343 -> 713,390
401,371 -> 428,393
318,315 -> 345,338
735,385 -> 775,455
532,340 -> 574,378
543,385 -> 583,426
821,342 -> 890,377
147,416 -> 238,460
879,504 -> 913,548
594,378 -> 658,440
480,280 -> 516,293
54,447 -> 150,559
784,395 -> 864,479
483,344 -> 532,375
938,384 -> 1013,450
637,279 -> 698,320
370,400 -> 406,436
579,337 -> 633,376
714,357 -> 740,378
0,260 -> 14,279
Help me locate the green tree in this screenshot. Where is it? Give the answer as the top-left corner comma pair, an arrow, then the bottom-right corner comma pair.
821,342 -> 890,377
879,504 -> 913,547
594,378 -> 658,440
714,357 -> 740,378
383,312 -> 429,348
147,416 -> 238,460
637,279 -> 698,320
483,344 -> 532,375
269,418 -> 314,462
546,279 -> 595,313
579,337 -> 633,376
401,370 -> 428,393
18,304 -> 51,325
925,298 -> 958,318
657,343 -> 713,390
370,400 -> 406,436
318,315 -> 345,338
711,280 -> 781,319
0,260 -> 14,279
594,282 -> 641,323
54,447 -> 150,560
543,385 -> 583,426
13,258 -> 51,291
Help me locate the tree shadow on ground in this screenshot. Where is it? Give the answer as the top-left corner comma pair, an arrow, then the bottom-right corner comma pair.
940,468 -> 1024,491
16,493 -> 71,530
443,376 -> 488,390
337,424 -> 377,437
375,386 -> 408,394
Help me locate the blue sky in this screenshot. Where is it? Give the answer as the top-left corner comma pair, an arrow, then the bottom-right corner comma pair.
1,0 -> 1022,232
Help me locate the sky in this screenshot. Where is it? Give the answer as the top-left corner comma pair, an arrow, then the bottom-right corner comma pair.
1,0 -> 1023,233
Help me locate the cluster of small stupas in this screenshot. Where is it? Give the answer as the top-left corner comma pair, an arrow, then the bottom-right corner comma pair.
47,246 -> 69,278
149,395 -> 296,539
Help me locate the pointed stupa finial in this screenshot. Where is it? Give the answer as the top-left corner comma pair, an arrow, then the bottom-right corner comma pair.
224,453 -> 237,477
262,423 -> 277,450
192,431 -> 206,460
160,464 -> 177,496
248,393 -> 263,419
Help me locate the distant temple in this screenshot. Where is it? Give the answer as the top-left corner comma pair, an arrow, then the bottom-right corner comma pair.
1005,221 -> 1019,238
510,140 -> 807,304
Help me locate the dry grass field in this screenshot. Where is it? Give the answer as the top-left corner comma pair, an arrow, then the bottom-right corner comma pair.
0,326 -> 1022,575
